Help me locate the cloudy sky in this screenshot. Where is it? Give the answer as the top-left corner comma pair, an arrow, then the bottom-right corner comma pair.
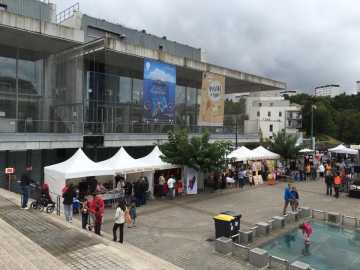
56,0 -> 360,95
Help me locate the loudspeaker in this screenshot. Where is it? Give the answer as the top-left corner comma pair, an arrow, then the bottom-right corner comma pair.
345,167 -> 352,174
354,166 -> 360,173
349,189 -> 360,199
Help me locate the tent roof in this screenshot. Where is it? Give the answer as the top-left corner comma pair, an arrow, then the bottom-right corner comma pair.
98,147 -> 153,174
328,144 -> 358,155
229,146 -> 265,160
137,146 -> 182,170
44,148 -> 114,179
299,148 -> 314,153
253,146 -> 281,159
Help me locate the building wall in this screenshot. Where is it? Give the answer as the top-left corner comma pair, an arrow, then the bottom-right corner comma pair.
1,0 -> 51,22
314,85 -> 340,97
357,81 -> 360,94
81,14 -> 203,62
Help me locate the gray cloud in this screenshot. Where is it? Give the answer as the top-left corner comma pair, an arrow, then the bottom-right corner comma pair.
56,0 -> 360,95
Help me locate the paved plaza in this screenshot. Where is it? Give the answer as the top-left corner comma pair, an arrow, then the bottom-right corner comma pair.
1,178 -> 360,269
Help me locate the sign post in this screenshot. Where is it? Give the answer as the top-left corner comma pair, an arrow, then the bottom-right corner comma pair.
5,168 -> 14,191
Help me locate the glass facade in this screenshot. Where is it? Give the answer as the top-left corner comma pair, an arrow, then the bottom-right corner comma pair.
0,45 -> 44,133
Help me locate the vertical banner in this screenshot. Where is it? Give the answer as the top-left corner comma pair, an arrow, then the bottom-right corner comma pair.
142,59 -> 176,124
198,72 -> 225,126
186,167 -> 198,194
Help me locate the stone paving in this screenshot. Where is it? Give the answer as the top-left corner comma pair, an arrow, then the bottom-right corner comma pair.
71,177 -> 360,270
1,177 -> 360,269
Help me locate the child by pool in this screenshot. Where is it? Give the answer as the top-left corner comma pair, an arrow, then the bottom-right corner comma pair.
299,222 -> 312,244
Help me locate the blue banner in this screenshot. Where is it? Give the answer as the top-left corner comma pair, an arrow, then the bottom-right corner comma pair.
142,59 -> 176,124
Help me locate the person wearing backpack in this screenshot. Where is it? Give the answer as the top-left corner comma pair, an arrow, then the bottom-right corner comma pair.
325,173 -> 333,196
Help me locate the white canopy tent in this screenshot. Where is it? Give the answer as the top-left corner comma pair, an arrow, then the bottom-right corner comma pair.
44,148 -> 114,206
229,146 -> 265,160
98,147 -> 154,197
137,146 -> 181,170
328,144 -> 358,155
227,148 -> 247,162
299,148 -> 314,153
253,146 -> 281,159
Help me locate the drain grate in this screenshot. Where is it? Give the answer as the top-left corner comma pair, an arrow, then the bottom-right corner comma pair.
206,238 -> 215,242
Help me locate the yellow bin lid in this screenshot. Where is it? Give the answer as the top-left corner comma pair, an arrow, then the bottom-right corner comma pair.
213,214 -> 235,221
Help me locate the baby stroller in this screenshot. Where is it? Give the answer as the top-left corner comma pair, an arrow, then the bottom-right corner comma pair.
30,184 -> 56,213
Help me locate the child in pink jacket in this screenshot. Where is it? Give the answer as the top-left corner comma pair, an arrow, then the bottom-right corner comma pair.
299,222 -> 312,244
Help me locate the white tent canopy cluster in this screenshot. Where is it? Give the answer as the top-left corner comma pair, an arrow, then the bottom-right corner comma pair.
227,146 -> 280,161
44,146 -> 181,200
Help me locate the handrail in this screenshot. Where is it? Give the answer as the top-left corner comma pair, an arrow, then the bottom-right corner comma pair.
342,215 -> 358,227
232,242 -> 250,261
268,254 -> 289,270
312,209 -> 326,220
56,3 -> 79,23
48,191 -> 61,216
230,233 -> 240,244
250,226 -> 258,235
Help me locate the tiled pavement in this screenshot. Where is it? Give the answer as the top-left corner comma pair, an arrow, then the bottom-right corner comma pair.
82,178 -> 360,269
1,177 -> 360,269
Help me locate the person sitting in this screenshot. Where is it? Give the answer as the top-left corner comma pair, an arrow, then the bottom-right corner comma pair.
116,178 -> 125,191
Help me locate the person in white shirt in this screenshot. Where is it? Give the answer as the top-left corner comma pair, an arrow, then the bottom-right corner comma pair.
116,179 -> 125,191
113,199 -> 126,243
96,182 -> 106,193
167,176 -> 175,201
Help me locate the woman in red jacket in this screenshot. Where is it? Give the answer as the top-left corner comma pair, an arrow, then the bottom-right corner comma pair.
88,193 -> 105,231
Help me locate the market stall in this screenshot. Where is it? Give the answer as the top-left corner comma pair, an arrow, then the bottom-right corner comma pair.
253,146 -> 281,184
98,147 -> 154,198
137,146 -> 183,196
44,148 -> 114,210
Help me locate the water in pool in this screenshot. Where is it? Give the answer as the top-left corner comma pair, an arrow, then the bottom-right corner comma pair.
259,221 -> 360,269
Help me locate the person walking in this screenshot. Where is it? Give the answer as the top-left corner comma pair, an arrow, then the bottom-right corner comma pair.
298,162 -> 305,181
62,182 -> 76,222
333,172 -> 341,198
167,176 -> 175,200
319,163 -> 325,178
310,164 -> 316,180
128,203 -> 137,228
139,172 -> 149,205
158,174 -> 166,198
20,165 -> 38,210
238,169 -> 244,188
283,183 -> 298,215
113,200 -> 126,243
94,205 -> 103,236
325,173 -> 333,196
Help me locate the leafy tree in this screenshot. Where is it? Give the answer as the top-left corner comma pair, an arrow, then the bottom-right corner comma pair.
258,128 -> 267,147
265,129 -> 304,162
157,129 -> 234,174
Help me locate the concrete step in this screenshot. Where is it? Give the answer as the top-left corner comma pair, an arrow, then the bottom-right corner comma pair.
0,216 -> 70,270
0,188 -> 182,270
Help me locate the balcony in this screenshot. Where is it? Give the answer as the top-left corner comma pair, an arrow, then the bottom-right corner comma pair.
286,111 -> 302,120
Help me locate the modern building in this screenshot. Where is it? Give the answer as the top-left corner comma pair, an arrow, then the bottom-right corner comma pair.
357,81 -> 360,94
314,85 -> 340,97
244,90 -> 302,139
280,90 -> 297,97
0,0 -> 285,186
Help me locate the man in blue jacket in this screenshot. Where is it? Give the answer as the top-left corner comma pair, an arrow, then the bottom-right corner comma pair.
283,183 -> 298,215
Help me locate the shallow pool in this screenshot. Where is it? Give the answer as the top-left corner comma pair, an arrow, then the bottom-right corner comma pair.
259,221 -> 360,270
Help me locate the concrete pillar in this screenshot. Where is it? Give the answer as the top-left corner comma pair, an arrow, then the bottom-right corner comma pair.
50,3 -> 56,23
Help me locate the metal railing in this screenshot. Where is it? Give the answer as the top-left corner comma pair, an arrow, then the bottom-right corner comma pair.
0,119 -> 250,136
232,241 -> 250,261
312,209 -> 327,220
268,255 -> 289,270
56,3 -> 79,23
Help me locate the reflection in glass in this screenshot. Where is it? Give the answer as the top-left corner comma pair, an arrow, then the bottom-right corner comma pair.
119,76 -> 132,103
0,45 -> 16,94
18,59 -> 43,95
133,79 -> 143,105
186,87 -> 197,109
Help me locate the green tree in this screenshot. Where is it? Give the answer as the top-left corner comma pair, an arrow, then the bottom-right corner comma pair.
258,128 -> 268,148
157,129 -> 234,174
265,129 -> 303,162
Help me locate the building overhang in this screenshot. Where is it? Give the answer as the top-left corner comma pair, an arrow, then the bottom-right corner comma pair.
0,10 -> 84,55
70,38 -> 285,94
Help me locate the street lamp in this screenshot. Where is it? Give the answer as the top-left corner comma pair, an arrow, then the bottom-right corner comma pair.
310,105 -> 317,151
